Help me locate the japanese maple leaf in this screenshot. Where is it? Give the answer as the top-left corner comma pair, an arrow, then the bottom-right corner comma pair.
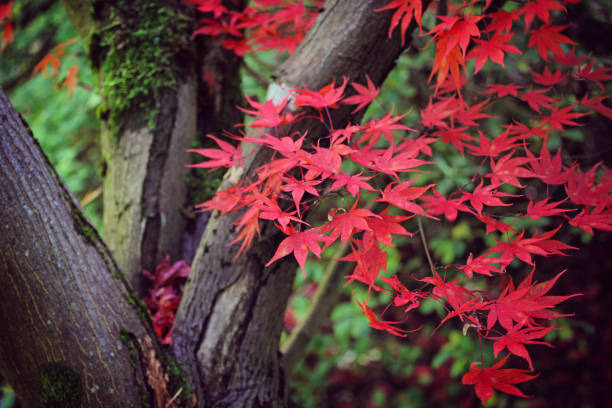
187,134 -> 243,170
376,179 -> 435,218
352,146 -> 431,180
578,94 -> 612,119
531,67 -> 567,86
476,214 -> 518,235
381,275 -> 426,311
197,185 -> 243,213
265,225 -> 328,276
483,9 -> 519,34
342,239 -> 388,292
487,150 -> 534,188
229,207 -> 261,257
520,88 -> 555,113
365,207 -> 413,246
431,126 -> 475,155
342,74 -> 379,113
488,325 -> 554,370
490,225 -> 576,267
359,110 -> 414,146
484,83 -> 523,98
525,197 -> 574,219
505,121 -> 550,140
458,253 -> 502,278
184,0 -> 228,18
467,32 -> 521,73
421,189 -> 471,222
565,163 -> 612,206
420,270 -> 475,311
461,181 -> 516,216
429,14 -> 482,59
485,268 -> 580,330
281,176 -> 321,216
467,130 -> 522,159
238,95 -> 296,128
355,299 -> 420,337
528,24 -> 577,60
540,104 -> 588,130
419,96 -> 459,128
429,35 -> 466,94
576,60 -> 612,92
569,204 -> 612,234
320,201 -> 380,246
376,0 -> 422,45
453,98 -> 493,127
293,77 -> 348,109
519,0 -> 566,31
435,297 -> 491,332
462,355 -> 538,404
551,47 -> 589,66
526,143 -> 573,185
328,172 -> 375,197
256,197 -> 301,227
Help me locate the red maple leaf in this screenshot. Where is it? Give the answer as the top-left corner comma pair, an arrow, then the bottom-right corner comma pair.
462,355 -> 538,404
320,201 -> 380,246
461,181 -> 516,216
528,24 -> 577,60
342,239 -> 388,292
365,207 -> 413,246
485,268 -> 580,330
293,77 -> 348,109
578,94 -> 612,119
376,0 -> 423,45
431,126 -> 475,155
458,253 -> 502,278
526,143 -> 574,185
421,189 -> 471,222
484,83 -> 523,98
483,9 -> 519,34
467,32 -> 521,73
342,74 -> 380,113
540,104 -> 589,130
520,88 -> 555,113
531,67 -> 567,86
525,197 -> 574,219
569,204 -> 612,234
265,225 -> 328,276
489,225 -> 576,267
488,324 -> 554,370
187,134 -> 243,170
376,179 -> 435,217
576,59 -> 612,92
356,298 -> 420,337
519,0 -> 566,31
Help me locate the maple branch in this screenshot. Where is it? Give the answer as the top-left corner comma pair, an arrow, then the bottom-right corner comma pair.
281,240 -> 351,375
417,215 -> 436,275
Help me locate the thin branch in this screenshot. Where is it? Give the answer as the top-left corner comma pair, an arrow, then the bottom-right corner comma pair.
242,59 -> 271,88
417,215 -> 436,275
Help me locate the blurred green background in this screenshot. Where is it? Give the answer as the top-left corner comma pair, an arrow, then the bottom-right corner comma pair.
1,1 -> 612,408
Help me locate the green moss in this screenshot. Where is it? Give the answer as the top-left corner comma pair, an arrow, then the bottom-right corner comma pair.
163,354 -> 193,403
40,363 -> 82,408
124,291 -> 150,324
88,1 -> 192,138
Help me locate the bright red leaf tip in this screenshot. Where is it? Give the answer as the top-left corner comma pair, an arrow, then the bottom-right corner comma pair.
265,225 -> 328,276
356,298 -> 420,337
342,74 -> 379,113
462,355 -> 539,404
187,134 -> 243,170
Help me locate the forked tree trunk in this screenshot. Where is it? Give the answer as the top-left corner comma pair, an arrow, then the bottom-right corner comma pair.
0,0 -> 430,406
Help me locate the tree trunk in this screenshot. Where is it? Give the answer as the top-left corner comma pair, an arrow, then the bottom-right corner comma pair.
172,1 -> 428,406
0,88 -> 169,408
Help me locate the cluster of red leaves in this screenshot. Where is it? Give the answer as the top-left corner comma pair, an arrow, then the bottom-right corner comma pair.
143,256 -> 190,345
185,0 -> 323,55
189,0 -> 612,404
0,2 -> 14,50
31,37 -> 80,96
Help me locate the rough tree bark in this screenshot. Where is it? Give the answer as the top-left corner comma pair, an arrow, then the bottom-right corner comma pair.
0,0 -> 429,407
